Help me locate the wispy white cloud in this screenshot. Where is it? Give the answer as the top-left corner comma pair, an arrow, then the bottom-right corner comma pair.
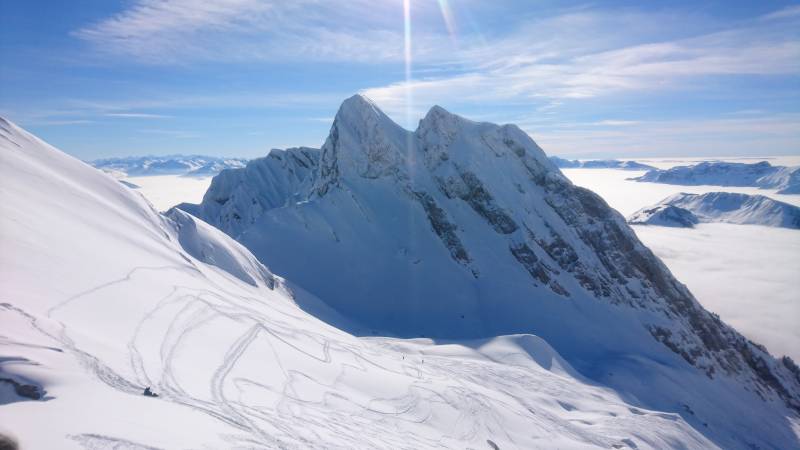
306,117 -> 334,123
530,114 -> 800,158
104,112 -> 172,119
73,0 -> 452,64
51,1 -> 800,158
591,120 -> 640,127
30,119 -> 96,126
760,4 -> 800,21
365,8 -> 800,119
138,128 -> 201,139
7,91 -> 347,128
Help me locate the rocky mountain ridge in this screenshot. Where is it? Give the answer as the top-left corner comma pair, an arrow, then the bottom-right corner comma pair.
180,95 -> 800,431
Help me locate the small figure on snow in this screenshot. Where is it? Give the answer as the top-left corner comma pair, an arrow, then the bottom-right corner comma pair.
143,386 -> 159,397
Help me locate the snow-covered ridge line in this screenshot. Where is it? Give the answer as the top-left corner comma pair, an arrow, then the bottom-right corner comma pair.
550,156 -> 656,170
90,154 -> 248,177
178,147 -> 319,239
632,161 -> 800,194
629,192 -> 800,229
180,94 -> 800,447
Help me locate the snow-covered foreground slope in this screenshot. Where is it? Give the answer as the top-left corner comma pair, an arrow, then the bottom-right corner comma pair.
629,192 -> 800,229
633,161 -> 800,195
0,119 -> 757,448
181,96 -> 800,448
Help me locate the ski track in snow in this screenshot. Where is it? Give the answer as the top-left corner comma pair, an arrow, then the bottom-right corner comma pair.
4,272 -> 688,449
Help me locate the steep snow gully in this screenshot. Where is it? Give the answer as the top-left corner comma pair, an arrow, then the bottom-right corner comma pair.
1,97 -> 799,449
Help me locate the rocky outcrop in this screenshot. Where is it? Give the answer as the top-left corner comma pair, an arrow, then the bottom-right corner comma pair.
0,377 -> 42,400
412,191 -> 472,268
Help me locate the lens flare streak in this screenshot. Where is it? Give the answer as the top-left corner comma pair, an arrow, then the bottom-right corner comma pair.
436,0 -> 457,40
403,0 -> 413,128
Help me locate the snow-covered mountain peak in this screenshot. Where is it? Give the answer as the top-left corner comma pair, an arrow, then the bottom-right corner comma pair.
180,97 -> 800,430
317,94 -> 411,193
330,93 -> 406,140
418,104 -> 470,134
338,92 -> 381,115
319,96 -> 558,198
629,192 -> 800,229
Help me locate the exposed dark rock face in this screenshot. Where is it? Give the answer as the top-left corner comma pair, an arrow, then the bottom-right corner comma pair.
0,377 -> 42,400
0,433 -> 18,450
509,242 -> 548,284
413,191 -> 471,267
453,170 -> 519,235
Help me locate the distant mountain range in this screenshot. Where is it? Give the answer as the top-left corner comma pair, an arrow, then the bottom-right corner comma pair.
90,155 -> 247,177
549,156 -> 656,170
629,192 -> 800,229
632,161 -> 800,194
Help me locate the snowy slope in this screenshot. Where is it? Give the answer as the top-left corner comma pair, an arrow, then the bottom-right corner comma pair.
90,154 -> 247,177
633,161 -> 800,194
629,192 -> 800,229
181,95 -> 800,448
0,118 -> 751,449
551,156 -> 656,170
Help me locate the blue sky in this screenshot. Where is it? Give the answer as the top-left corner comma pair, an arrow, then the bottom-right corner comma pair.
1,0 -> 799,160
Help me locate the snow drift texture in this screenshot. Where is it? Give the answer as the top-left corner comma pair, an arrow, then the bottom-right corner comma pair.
182,95 -> 800,447
629,192 -> 800,229
632,161 -> 800,194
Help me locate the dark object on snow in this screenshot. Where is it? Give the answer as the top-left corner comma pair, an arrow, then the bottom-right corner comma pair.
0,433 -> 19,450
0,377 -> 42,400
143,386 -> 159,397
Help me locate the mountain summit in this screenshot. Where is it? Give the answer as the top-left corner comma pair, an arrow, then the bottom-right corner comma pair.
180,95 -> 800,448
